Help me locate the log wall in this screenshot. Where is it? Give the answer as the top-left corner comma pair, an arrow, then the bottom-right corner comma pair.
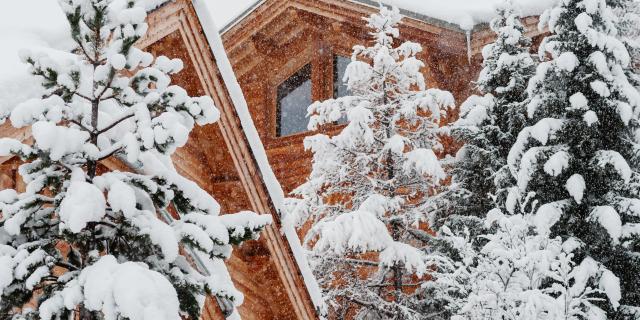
222,0 -> 484,195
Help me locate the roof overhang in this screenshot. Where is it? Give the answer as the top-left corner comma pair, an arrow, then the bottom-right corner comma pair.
219,0 -> 545,60
220,0 -> 488,35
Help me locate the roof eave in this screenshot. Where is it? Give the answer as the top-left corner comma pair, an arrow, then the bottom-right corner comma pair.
219,0 -> 492,36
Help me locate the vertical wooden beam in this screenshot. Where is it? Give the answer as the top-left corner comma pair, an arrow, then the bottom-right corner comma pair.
141,1 -> 319,319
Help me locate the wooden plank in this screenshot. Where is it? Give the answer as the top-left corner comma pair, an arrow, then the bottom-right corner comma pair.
143,1 -> 319,319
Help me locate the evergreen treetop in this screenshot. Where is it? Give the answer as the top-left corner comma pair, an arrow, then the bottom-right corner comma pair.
286,6 -> 455,319
432,2 -> 536,233
507,0 -> 640,315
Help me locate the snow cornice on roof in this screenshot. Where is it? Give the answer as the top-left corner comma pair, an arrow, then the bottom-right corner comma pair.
144,0 -> 176,12
350,0 -> 478,33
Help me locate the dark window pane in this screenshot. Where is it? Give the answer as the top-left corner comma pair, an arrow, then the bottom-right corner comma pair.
333,55 -> 350,124
277,64 -> 312,137
334,55 -> 351,99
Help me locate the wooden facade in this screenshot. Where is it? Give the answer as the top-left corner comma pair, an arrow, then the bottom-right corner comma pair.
0,1 -> 547,319
126,1 -> 319,319
221,0 -> 545,194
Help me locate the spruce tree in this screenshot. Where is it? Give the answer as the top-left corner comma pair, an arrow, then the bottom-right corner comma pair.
421,5 -> 537,315
432,2 -> 536,234
441,210 -> 613,319
507,0 -> 640,316
0,1 -> 270,319
286,6 -> 454,319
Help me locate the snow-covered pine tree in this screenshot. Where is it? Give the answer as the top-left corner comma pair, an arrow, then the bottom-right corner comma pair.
285,6 -> 454,319
420,5 -> 537,315
507,0 -> 640,316
449,210 -> 610,320
432,1 -> 536,233
0,1 -> 271,319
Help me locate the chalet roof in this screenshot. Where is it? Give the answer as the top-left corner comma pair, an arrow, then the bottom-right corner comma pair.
189,2 -> 324,312
219,0 -> 555,34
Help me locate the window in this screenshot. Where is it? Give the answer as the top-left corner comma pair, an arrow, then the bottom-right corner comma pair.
333,55 -> 350,124
275,55 -> 351,138
334,55 -> 351,99
277,64 -> 312,137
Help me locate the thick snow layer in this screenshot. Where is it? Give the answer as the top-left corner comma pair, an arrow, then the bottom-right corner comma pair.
590,206 -> 622,244
0,255 -> 14,294
380,241 -> 427,276
79,255 -> 180,320
533,201 -> 567,234
403,148 -> 446,181
600,269 -> 622,309
32,121 -> 91,161
378,0 -> 556,30
565,174 -> 586,204
569,92 -> 589,110
312,210 -> 393,254
0,0 -> 73,118
210,1 -> 264,30
186,0 -> 572,34
593,150 -> 632,183
218,0 -> 556,31
543,150 -> 569,176
59,181 -> 107,233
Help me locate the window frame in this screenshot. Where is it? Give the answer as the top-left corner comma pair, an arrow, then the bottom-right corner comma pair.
275,63 -> 313,137
333,54 -> 352,100
268,46 -> 351,145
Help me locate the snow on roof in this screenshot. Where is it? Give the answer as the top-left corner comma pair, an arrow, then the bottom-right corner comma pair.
0,0 -> 556,113
0,0 -> 73,116
192,0 -> 325,311
371,0 -> 557,30
210,0 -> 265,30
219,0 -> 556,33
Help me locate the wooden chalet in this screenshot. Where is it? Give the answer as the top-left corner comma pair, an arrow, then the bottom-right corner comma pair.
220,0 -> 545,195
0,0 -> 547,319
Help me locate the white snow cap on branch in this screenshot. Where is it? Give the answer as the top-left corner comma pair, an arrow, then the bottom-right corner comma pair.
590,206 -> 623,244
565,174 -> 586,204
403,148 -> 446,181
59,180 -> 107,233
534,201 -> 568,234
311,210 -> 393,255
74,255 -> 180,320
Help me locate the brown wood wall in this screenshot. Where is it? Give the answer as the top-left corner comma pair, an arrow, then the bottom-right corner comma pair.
223,1 -> 482,195
147,28 -> 307,320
